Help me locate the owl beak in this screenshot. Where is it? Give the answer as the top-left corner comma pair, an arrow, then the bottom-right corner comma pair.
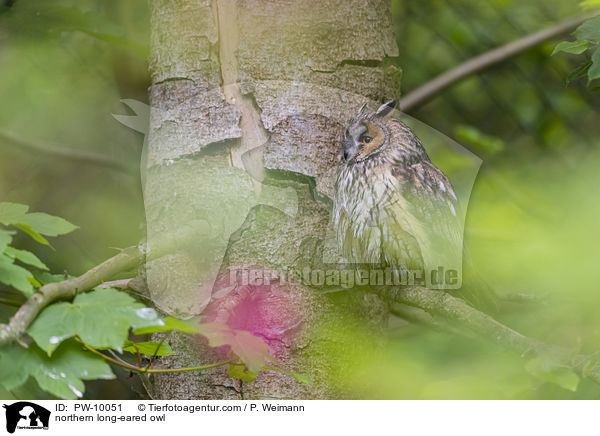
343,139 -> 358,162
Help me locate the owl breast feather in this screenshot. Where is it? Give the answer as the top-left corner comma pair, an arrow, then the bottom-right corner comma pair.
332,163 -> 426,270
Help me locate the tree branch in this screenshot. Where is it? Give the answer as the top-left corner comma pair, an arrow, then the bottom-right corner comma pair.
391,303 -> 479,339
381,286 -> 600,385
0,130 -> 135,173
399,13 -> 598,112
0,246 -> 142,345
81,340 -> 232,374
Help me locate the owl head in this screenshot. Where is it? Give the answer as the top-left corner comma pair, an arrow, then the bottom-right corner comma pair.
342,100 -> 427,165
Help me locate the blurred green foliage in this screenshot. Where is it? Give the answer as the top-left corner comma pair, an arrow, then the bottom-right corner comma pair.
0,0 -> 149,277
0,0 -> 150,400
393,0 -> 599,154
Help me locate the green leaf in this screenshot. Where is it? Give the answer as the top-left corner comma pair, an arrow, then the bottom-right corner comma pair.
552,40 -> 592,56
0,203 -> 29,225
35,271 -> 70,285
227,363 -> 257,383
525,356 -> 580,392
28,287 -> 162,355
0,254 -> 34,296
0,341 -> 114,400
0,229 -> 14,252
27,276 -> 43,288
198,323 -> 271,373
0,202 -> 77,244
566,60 -> 593,84
574,15 -> 600,42
19,212 -> 78,237
122,341 -> 173,356
133,316 -> 199,335
588,47 -> 600,81
13,223 -> 49,245
136,319 -> 272,373
4,246 -> 49,271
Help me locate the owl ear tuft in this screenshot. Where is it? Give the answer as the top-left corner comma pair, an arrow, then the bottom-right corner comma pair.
376,100 -> 396,118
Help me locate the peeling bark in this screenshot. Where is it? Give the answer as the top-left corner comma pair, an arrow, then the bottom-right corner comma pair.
146,0 -> 401,399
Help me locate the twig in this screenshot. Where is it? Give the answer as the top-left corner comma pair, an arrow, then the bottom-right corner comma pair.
144,339 -> 166,371
132,344 -> 143,369
399,13 -> 598,112
97,279 -> 134,289
0,130 -> 134,173
108,349 -> 134,367
82,341 -> 231,374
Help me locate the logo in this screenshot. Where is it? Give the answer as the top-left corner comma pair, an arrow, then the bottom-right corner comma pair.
2,402 -> 50,434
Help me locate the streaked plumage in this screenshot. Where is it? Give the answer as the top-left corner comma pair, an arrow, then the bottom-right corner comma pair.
332,100 -> 462,287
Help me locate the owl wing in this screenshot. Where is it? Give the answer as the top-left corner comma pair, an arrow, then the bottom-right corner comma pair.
385,160 -> 463,278
402,161 -> 461,239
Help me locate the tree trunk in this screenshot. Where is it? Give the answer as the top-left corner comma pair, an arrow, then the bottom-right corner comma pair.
144,0 -> 402,399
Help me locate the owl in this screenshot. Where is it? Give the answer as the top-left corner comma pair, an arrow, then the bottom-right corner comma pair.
332,100 -> 463,289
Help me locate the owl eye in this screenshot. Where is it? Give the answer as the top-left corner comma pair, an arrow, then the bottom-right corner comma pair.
361,135 -> 373,144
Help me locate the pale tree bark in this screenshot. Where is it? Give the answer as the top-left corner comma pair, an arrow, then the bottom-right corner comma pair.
144,0 -> 402,399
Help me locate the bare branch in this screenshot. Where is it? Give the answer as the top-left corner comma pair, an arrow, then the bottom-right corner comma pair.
399,13 -> 598,112
382,286 -> 600,385
0,130 -> 135,173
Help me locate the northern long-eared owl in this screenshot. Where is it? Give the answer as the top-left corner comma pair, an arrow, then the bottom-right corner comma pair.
332,100 -> 463,289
